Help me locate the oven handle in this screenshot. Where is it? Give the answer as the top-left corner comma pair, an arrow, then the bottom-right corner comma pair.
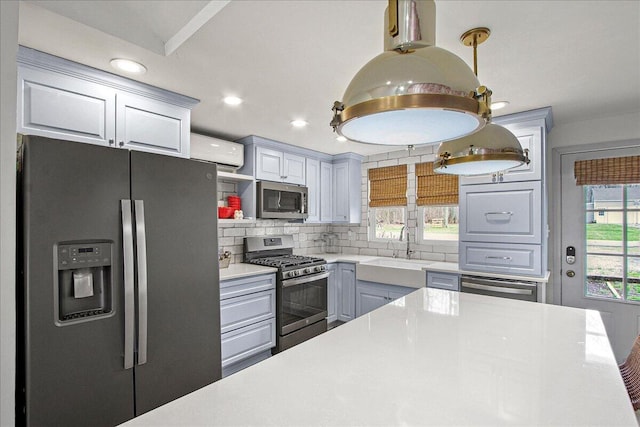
282,271 -> 330,288
461,282 -> 533,296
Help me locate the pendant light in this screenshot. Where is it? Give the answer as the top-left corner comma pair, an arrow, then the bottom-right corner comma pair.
330,0 -> 492,146
434,28 -> 529,175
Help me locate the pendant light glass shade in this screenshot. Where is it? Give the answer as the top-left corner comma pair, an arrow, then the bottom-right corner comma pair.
434,124 -> 529,176
330,0 -> 491,146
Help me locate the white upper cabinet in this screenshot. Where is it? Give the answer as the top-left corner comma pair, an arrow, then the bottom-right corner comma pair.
332,155 -> 362,224
16,46 -> 198,158
115,92 -> 189,157
320,161 -> 333,223
255,147 -> 306,185
18,66 -> 115,146
306,158 -> 320,222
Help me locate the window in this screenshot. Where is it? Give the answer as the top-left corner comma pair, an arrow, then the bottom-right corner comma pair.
416,162 -> 459,243
584,184 -> 639,302
420,205 -> 459,241
369,206 -> 407,241
367,165 -> 407,241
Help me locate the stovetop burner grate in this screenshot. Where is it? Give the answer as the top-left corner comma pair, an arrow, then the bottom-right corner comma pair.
247,255 -> 325,269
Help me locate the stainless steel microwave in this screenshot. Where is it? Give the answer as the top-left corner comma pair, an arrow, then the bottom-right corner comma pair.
257,181 -> 308,219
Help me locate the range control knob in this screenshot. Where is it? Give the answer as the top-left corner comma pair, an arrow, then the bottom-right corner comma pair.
304,268 -> 312,274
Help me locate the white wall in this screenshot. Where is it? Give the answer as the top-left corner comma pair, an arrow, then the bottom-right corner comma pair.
1,1 -> 19,425
548,111 -> 640,149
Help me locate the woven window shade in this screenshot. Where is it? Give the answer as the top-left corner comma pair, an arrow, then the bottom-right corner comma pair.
368,165 -> 407,207
416,162 -> 458,206
574,156 -> 640,185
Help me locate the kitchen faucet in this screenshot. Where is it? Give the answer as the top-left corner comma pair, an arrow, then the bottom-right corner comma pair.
399,225 -> 414,259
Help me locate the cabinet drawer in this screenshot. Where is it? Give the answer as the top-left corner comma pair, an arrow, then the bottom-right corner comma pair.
220,273 -> 275,300
221,318 -> 276,368
460,181 -> 541,244
427,272 -> 460,291
460,242 -> 542,277
220,289 -> 275,334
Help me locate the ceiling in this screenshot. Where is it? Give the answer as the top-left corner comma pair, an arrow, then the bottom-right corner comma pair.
18,0 -> 640,156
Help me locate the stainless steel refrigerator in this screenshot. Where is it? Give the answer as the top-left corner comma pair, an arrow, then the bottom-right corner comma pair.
17,135 -> 221,426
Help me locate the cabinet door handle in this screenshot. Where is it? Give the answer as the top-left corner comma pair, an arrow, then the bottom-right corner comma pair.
119,141 -> 124,147
108,139 -> 114,145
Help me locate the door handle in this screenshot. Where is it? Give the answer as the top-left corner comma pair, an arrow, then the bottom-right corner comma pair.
134,200 -> 148,365
566,270 -> 575,278
121,200 -> 135,370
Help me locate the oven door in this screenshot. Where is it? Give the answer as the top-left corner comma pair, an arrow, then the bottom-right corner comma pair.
279,271 -> 328,335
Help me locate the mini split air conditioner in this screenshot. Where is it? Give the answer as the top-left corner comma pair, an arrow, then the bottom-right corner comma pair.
190,133 -> 244,170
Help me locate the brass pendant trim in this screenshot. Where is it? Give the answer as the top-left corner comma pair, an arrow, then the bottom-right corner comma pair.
335,93 -> 482,127
436,152 -> 529,170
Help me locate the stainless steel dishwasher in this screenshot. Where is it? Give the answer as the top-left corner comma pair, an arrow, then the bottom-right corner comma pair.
460,275 -> 539,302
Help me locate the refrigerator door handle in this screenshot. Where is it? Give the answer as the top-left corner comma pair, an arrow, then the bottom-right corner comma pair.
134,200 -> 148,365
121,200 -> 135,370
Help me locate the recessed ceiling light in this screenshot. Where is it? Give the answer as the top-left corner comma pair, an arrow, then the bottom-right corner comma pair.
223,96 -> 243,106
336,136 -> 347,142
290,119 -> 308,128
110,58 -> 147,74
491,100 -> 510,110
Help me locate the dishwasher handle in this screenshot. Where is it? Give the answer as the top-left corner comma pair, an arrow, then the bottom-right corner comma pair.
461,282 -> 532,296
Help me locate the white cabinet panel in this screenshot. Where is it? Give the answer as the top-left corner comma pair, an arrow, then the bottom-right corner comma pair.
320,161 -> 333,222
256,147 -> 284,182
18,66 -> 115,146
255,147 -> 305,184
116,93 -> 189,158
220,289 -> 275,334
220,319 -> 275,368
306,158 -> 320,222
284,153 -> 306,185
332,162 -> 349,222
460,242 -> 542,277
460,181 -> 542,244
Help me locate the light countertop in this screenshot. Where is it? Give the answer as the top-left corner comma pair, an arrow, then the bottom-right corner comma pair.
305,253 -> 551,283
120,288 -> 635,426
219,263 -> 276,281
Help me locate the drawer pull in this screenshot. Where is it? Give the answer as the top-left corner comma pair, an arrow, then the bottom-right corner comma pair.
484,211 -> 513,216
486,256 -> 512,261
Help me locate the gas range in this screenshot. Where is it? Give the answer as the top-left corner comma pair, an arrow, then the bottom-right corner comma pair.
243,235 -> 328,353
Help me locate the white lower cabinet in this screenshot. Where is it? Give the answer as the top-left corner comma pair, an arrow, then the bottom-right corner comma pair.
220,273 -> 276,377
326,263 -> 338,323
337,263 -> 356,322
356,280 -> 415,317
426,272 -> 460,291
326,262 -> 357,323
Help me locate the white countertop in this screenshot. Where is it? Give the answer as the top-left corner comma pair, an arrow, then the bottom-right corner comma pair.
219,263 -> 277,281
120,288 -> 636,426
306,253 -> 551,283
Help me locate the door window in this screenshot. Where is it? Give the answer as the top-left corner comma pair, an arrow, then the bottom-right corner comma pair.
584,184 -> 640,302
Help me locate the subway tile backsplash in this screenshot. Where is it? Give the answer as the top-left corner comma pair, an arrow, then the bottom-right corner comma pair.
218,146 -> 458,265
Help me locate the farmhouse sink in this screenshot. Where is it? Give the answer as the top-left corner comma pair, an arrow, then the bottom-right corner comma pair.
357,257 -> 432,288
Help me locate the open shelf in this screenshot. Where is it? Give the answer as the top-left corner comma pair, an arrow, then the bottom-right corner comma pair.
217,171 -> 254,182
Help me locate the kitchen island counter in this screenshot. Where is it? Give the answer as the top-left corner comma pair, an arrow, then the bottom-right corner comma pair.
120,288 -> 635,426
